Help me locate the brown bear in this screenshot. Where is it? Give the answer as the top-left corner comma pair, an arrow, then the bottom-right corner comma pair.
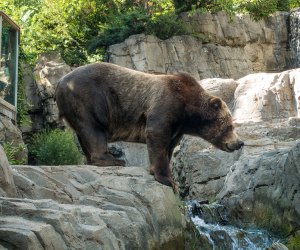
55,62 -> 244,188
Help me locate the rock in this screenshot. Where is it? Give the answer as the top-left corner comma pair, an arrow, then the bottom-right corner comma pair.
0,165 -> 185,249
0,145 -> 17,197
21,52 -> 72,134
171,68 -> 300,235
21,63 -> 43,134
108,12 -> 290,80
0,115 -> 28,164
218,141 -> 300,232
233,68 -> 300,123
199,78 -> 239,107
108,34 -> 254,80
108,142 -> 149,167
267,242 -> 289,250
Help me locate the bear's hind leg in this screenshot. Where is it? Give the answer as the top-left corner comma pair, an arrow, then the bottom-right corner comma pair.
77,134 -> 92,164
76,125 -> 125,167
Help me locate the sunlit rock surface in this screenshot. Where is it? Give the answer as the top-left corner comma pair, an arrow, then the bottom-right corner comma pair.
0,165 -> 185,249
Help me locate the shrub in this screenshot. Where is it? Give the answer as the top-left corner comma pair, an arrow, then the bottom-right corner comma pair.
287,232 -> 300,250
2,142 -> 27,165
234,0 -> 279,20
146,12 -> 191,40
88,8 -> 190,53
87,9 -> 149,52
29,129 -> 84,165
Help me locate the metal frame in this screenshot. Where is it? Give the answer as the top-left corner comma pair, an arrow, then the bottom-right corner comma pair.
0,15 -> 2,63
0,11 -> 20,121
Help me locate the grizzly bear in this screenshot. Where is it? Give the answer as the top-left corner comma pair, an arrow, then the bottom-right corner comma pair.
55,63 -> 244,188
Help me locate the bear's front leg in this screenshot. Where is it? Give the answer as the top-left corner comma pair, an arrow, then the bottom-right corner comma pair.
146,128 -> 175,188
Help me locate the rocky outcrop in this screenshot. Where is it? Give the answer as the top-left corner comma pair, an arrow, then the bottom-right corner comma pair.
0,145 -> 16,197
0,165 -> 185,249
233,69 -> 300,122
22,53 -> 71,135
0,115 -> 28,163
171,68 -> 300,235
108,12 -> 290,80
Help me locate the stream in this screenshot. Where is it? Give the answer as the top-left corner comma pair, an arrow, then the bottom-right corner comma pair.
186,201 -> 281,250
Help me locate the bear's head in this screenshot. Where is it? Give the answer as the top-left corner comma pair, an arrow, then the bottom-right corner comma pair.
170,73 -> 243,152
200,97 -> 243,152
185,95 -> 244,152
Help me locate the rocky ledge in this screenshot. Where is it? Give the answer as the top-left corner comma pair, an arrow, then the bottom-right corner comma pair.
0,148 -> 185,250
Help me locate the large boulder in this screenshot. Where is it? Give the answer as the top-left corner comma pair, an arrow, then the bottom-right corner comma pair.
0,145 -> 16,197
171,68 -> 300,235
0,165 -> 185,249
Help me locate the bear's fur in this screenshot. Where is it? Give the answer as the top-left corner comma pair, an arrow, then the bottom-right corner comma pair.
55,63 -> 243,187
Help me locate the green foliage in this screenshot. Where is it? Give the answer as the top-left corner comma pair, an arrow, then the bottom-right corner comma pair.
234,0 -> 279,20
0,0 -> 179,66
146,12 -> 191,39
287,232 -> 300,250
174,0 -> 299,19
88,9 -> 149,52
2,142 -> 27,165
88,8 -> 189,51
291,0 -> 300,8
1,0 -> 299,66
28,129 -> 84,165
253,204 -> 291,236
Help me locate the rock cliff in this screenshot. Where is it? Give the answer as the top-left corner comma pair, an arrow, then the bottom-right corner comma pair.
108,12 -> 290,80
0,157 -> 185,249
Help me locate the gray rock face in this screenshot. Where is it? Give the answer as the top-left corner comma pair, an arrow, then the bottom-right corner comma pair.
171,68 -> 300,234
233,69 -> 300,122
22,53 -> 71,134
218,140 -> 300,229
0,165 -> 185,249
0,115 -> 27,163
108,142 -> 149,167
108,12 -> 290,80
0,145 -> 16,197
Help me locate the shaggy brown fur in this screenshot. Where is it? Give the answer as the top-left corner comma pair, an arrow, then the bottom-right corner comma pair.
55,62 -> 243,188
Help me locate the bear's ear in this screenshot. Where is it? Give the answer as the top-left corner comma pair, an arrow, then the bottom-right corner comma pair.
209,97 -> 222,110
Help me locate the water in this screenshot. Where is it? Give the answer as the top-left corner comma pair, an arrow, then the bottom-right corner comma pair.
186,201 -> 278,250
289,9 -> 300,68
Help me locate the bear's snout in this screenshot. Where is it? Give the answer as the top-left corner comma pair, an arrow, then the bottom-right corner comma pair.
236,139 -> 244,149
226,139 -> 244,152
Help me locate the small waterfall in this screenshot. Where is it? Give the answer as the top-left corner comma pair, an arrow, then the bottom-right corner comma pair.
289,9 -> 300,68
186,201 -> 281,250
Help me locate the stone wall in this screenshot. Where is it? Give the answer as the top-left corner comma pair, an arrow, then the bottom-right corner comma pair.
108,11 -> 291,80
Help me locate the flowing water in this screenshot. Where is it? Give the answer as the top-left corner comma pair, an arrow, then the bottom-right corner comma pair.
289,9 -> 300,68
186,201 -> 279,250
